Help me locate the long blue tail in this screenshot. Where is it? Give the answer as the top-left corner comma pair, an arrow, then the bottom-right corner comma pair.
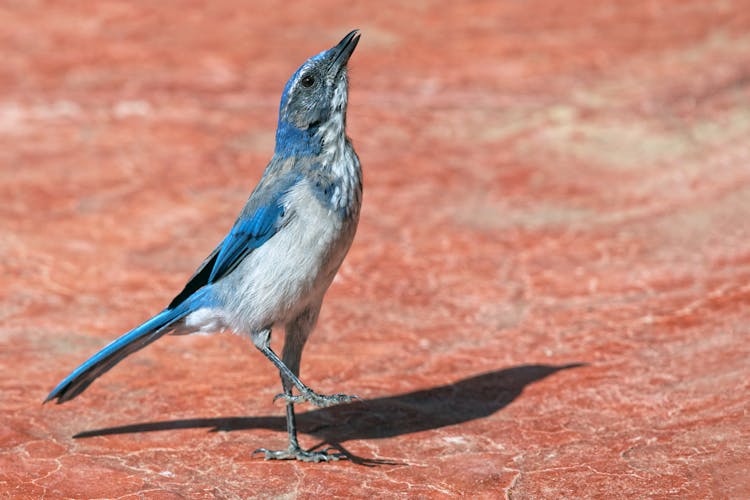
45,289 -> 209,404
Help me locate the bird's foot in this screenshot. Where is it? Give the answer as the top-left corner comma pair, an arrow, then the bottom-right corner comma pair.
273,388 -> 359,408
253,445 -> 346,462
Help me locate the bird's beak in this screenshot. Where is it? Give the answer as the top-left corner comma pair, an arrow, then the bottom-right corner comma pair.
329,29 -> 360,73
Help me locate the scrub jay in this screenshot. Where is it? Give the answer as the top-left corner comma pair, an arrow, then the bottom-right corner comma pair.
46,30 -> 363,462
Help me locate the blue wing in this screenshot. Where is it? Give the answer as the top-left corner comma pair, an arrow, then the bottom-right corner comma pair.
167,185 -> 291,309
209,202 -> 286,281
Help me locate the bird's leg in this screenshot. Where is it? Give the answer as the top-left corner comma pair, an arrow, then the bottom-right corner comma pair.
251,323 -> 350,462
254,372 -> 344,462
252,332 -> 358,408
282,378 -> 301,451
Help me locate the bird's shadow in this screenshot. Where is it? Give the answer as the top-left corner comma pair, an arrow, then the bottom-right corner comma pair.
75,363 -> 585,465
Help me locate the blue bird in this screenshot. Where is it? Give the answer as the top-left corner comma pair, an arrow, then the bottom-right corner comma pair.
46,30 -> 363,462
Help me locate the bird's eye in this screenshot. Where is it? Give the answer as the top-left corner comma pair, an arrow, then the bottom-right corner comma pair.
300,75 -> 315,87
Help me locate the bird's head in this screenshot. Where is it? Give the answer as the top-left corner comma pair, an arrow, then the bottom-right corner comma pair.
275,30 -> 360,158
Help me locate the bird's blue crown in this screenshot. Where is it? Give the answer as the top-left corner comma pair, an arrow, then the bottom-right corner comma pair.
274,31 -> 360,159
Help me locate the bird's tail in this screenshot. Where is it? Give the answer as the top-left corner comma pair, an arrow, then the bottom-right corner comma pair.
44,288 -> 210,404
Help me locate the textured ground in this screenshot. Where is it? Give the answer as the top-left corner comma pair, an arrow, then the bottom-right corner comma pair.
1,1 -> 750,498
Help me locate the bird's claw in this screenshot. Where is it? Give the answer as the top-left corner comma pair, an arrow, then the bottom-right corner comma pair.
252,446 -> 346,462
273,389 -> 360,408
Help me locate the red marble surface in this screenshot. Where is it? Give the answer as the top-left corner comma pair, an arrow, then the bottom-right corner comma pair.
1,0 -> 749,497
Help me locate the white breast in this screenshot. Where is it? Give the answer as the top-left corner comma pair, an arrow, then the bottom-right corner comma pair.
214,179 -> 356,334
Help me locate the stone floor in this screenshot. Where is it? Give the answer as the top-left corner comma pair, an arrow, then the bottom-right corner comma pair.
1,1 -> 749,498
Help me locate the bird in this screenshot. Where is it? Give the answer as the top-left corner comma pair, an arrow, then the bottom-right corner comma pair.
45,30 -> 363,463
